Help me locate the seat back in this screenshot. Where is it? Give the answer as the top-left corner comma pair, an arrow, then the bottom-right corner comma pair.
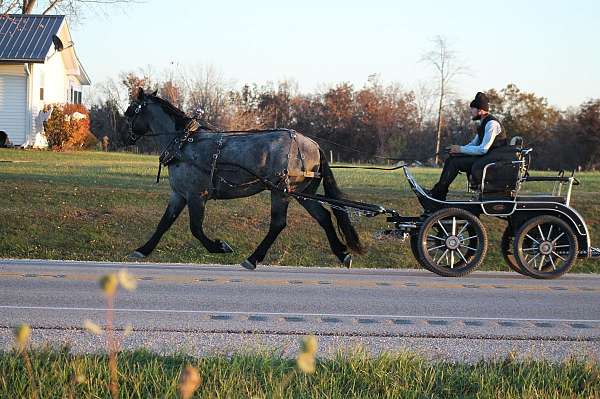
480,145 -> 531,198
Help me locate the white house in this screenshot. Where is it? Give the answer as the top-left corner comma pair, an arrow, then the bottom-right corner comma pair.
0,14 -> 91,147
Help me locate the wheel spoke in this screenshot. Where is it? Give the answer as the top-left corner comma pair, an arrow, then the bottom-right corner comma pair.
450,250 -> 455,269
522,247 -> 538,252
527,252 -> 541,265
553,245 -> 571,248
526,234 -> 540,245
457,222 -> 470,236
548,254 -> 557,270
459,235 -> 478,242
547,225 -> 554,242
537,225 -> 545,241
551,232 -> 565,244
538,254 -> 546,271
428,235 -> 445,241
552,251 -> 566,261
452,217 -> 457,236
460,245 -> 477,252
436,249 -> 448,265
437,221 -> 449,236
427,244 -> 446,252
456,248 -> 468,263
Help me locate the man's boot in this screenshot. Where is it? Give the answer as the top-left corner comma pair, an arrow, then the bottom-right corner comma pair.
427,184 -> 447,201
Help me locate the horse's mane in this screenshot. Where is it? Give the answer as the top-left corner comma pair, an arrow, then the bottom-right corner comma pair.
148,94 -> 191,130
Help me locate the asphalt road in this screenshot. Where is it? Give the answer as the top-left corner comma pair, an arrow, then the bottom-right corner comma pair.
1,258 -> 599,362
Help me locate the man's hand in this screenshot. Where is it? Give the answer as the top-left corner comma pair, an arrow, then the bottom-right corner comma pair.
446,145 -> 462,155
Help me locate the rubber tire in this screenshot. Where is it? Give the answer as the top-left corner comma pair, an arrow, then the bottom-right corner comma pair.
413,229 -> 473,272
501,226 -> 531,276
513,215 -> 578,279
411,233 -> 435,272
417,208 -> 488,277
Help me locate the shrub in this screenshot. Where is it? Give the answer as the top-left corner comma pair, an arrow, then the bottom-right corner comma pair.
44,104 -> 97,151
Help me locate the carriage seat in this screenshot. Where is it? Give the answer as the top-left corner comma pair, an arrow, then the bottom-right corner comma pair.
476,137 -> 530,199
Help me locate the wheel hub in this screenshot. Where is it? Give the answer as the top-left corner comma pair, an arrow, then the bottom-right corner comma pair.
538,241 -> 553,255
445,235 -> 460,250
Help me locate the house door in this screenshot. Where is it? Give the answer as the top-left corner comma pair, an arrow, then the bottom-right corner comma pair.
0,74 -> 27,146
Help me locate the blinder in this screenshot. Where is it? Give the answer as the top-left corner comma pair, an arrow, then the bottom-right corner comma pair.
126,100 -> 148,144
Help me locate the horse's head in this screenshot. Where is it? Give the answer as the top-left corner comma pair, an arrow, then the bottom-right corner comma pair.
124,87 -> 157,145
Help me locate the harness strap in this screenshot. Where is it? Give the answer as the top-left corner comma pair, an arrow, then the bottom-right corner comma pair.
156,162 -> 162,184
208,134 -> 225,197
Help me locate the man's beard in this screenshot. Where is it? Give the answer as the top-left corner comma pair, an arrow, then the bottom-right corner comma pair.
472,114 -> 482,121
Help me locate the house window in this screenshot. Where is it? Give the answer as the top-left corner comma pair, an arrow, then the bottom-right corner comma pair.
70,88 -> 82,104
39,87 -> 44,100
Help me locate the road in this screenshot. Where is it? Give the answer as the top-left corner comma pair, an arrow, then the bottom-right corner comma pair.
1,258 -> 599,362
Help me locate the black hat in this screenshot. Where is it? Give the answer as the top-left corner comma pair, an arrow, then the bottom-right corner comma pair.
470,92 -> 489,111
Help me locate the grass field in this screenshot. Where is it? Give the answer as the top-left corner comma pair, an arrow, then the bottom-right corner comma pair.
1,148 -> 600,273
2,348 -> 599,398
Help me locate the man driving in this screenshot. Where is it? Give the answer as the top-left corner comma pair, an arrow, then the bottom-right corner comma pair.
429,91 -> 508,201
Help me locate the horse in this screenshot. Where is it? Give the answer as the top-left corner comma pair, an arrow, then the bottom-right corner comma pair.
124,88 -> 363,270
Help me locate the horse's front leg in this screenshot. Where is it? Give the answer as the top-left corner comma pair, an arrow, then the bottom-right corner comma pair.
188,194 -> 234,254
129,193 -> 186,259
242,192 -> 290,270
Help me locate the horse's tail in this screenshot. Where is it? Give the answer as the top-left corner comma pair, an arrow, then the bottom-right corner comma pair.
319,149 -> 364,254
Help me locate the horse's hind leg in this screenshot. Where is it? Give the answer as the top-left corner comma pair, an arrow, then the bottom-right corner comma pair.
130,193 -> 186,259
187,195 -> 234,254
296,198 -> 352,268
242,192 -> 289,270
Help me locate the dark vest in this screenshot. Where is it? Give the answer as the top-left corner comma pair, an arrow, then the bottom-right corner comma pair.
477,114 -> 507,150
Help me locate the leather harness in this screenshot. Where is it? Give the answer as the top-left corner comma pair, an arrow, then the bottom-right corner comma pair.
157,126 -> 320,197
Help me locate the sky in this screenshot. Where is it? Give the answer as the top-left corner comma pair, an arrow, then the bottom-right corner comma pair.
63,0 -> 600,108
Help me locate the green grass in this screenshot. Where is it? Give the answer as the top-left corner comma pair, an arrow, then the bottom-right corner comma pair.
1,348 -> 599,398
1,148 -> 600,272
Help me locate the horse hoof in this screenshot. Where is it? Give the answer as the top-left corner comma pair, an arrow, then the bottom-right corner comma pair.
241,259 -> 256,270
342,254 -> 352,269
128,251 -> 146,260
218,240 -> 234,253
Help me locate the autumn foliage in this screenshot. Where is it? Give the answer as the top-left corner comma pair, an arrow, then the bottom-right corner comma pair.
45,103 -> 97,150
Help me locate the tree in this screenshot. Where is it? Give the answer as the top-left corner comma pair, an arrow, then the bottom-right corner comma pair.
420,36 -> 467,165
574,99 -> 600,170
1,0 -> 138,18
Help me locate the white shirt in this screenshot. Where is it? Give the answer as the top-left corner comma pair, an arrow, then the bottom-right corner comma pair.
460,119 -> 502,155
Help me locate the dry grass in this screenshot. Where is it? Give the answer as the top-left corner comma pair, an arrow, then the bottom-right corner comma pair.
1,148 -> 600,272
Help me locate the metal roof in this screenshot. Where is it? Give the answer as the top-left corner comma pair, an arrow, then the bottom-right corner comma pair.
0,14 -> 64,62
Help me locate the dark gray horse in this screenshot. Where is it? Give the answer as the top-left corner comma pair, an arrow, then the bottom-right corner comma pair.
125,88 -> 362,269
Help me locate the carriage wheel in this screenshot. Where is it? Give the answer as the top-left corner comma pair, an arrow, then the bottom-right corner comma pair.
417,208 -> 488,277
513,216 -> 578,279
501,226 -> 531,276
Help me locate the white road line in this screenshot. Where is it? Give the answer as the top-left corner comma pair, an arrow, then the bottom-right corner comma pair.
1,305 -> 599,324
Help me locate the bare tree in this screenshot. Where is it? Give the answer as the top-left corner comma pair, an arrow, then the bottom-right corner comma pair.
179,65 -> 232,128
2,0 -> 139,18
420,36 -> 467,164
413,81 -> 436,129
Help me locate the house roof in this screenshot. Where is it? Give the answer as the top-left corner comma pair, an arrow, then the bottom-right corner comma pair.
0,14 -> 65,62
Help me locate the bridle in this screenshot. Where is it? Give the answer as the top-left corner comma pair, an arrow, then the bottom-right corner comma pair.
126,99 -> 148,144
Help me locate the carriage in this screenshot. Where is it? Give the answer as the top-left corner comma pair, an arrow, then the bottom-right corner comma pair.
291,139 -> 600,279
126,90 -> 598,279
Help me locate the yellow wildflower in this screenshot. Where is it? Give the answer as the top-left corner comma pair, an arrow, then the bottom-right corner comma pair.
179,365 -> 202,399
117,269 -> 137,291
83,319 -> 104,335
296,352 -> 316,374
99,274 -> 118,296
14,323 -> 31,350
